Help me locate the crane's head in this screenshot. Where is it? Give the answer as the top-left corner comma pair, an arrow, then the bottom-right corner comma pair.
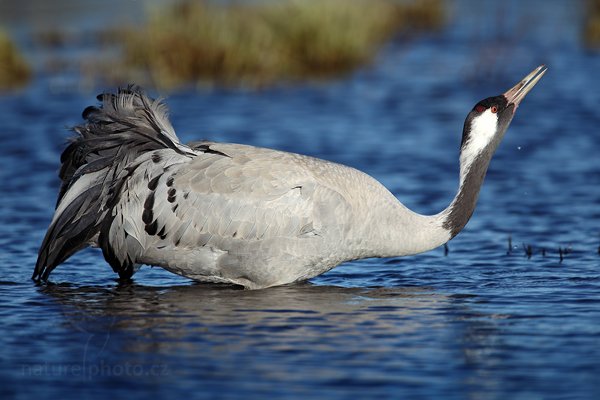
459,65 -> 547,166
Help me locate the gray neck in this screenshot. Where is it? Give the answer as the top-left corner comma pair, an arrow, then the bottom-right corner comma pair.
358,144 -> 496,259
441,149 -> 494,239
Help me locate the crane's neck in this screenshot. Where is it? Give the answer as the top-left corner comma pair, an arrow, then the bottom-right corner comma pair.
367,64 -> 545,258
369,132 -> 497,258
439,147 -> 495,239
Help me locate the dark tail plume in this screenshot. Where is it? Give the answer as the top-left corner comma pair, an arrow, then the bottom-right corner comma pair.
34,85 -> 187,281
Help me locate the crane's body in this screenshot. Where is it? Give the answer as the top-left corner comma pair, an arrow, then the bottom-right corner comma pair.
34,66 -> 546,289
125,143 -> 451,288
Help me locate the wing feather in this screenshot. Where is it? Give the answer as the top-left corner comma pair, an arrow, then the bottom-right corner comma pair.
154,144 -> 323,246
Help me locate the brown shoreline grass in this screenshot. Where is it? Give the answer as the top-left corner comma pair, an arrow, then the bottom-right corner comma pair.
584,0 -> 600,47
120,0 -> 444,89
0,30 -> 30,90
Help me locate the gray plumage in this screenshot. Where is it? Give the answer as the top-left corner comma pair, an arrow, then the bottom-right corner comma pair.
34,67 -> 545,289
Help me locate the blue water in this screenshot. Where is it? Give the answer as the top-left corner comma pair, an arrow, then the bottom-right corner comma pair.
1,0 -> 600,398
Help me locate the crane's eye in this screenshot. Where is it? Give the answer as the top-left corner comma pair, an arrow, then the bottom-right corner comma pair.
475,105 -> 486,113
491,105 -> 498,113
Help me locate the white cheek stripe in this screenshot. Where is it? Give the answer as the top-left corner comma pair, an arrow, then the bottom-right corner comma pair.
459,109 -> 498,184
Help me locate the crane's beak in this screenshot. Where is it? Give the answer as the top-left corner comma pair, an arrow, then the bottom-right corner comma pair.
504,65 -> 547,111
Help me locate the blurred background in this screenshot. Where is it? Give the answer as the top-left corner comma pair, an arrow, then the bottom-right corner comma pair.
0,0 -> 597,91
1,1 -> 599,399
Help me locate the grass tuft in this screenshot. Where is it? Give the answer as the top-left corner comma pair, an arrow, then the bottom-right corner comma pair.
584,0 -> 600,47
120,0 -> 444,89
0,30 -> 30,90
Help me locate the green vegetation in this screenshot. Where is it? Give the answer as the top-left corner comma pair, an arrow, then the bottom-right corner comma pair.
585,0 -> 600,47
0,30 -> 30,90
121,0 -> 444,89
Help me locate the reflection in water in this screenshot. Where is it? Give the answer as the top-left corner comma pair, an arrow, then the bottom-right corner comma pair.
41,283 -> 448,344
37,282 -> 506,396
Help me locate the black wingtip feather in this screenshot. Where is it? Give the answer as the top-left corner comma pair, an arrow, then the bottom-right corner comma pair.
82,105 -> 99,120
